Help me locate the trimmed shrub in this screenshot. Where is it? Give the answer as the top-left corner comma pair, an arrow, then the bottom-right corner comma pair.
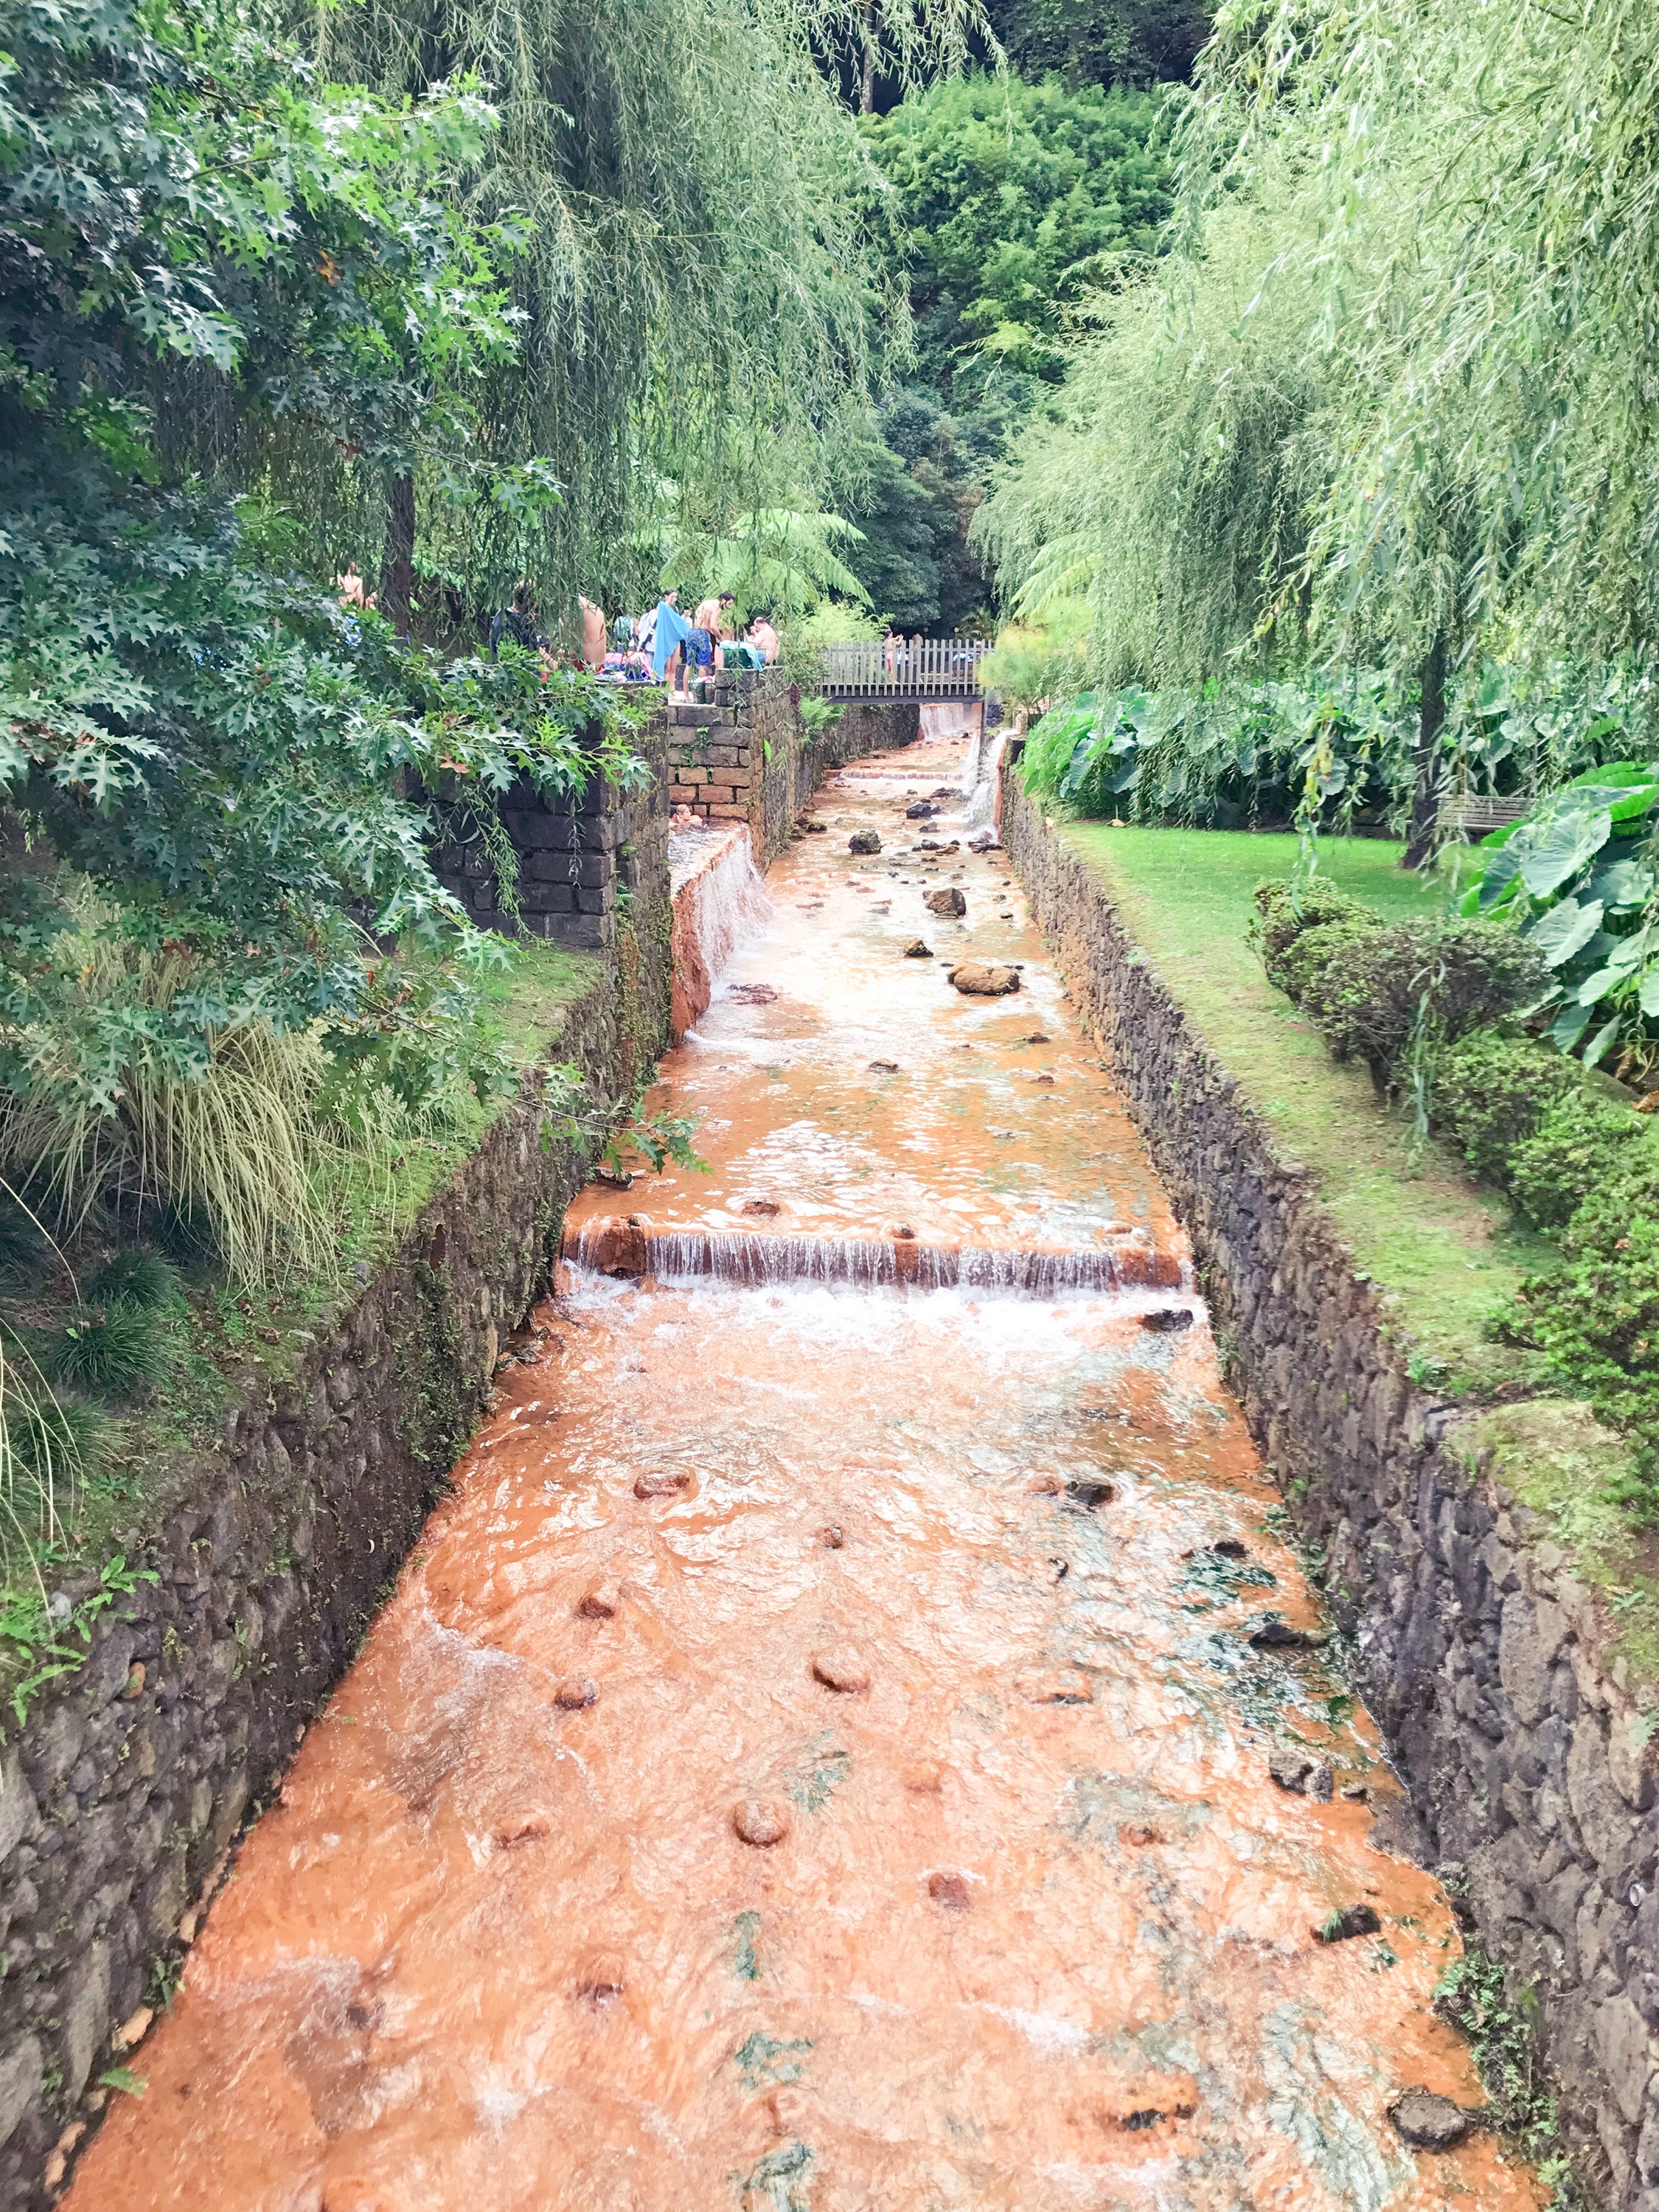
1507,1093 -> 1650,1228
1279,917 -> 1382,1008
1433,1032 -> 1583,1183
1520,1155 -> 1659,1506
1249,877 -> 1380,995
1308,919 -> 1546,1082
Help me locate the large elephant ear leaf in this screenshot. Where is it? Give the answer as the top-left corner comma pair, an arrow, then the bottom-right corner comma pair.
1519,805 -> 1613,898
1566,758 -> 1652,790
1527,896 -> 1604,968
1607,780 -> 1659,824
1475,838 -> 1528,911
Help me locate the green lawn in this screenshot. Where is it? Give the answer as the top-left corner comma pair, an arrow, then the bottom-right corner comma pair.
1062,821 -> 1659,1676
1061,826 -> 1555,1387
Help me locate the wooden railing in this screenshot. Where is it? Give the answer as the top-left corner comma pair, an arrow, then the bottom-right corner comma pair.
821,638 -> 987,698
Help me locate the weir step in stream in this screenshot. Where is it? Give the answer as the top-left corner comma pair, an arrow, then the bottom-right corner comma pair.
67,732 -> 1541,2209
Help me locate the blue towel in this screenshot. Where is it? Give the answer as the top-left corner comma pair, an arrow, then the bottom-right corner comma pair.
650,597 -> 694,681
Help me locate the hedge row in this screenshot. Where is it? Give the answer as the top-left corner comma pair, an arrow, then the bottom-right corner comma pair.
1253,880 -> 1659,1509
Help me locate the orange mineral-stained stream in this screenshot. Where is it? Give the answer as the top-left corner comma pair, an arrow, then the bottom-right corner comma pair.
69,734 -> 1541,2211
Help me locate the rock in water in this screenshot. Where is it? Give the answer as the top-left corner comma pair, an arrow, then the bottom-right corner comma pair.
554,1675 -> 599,1710
812,1647 -> 870,1694
905,801 -> 936,819
577,1583 -> 619,1619
1388,2090 -> 1472,2150
947,961 -> 1020,996
1065,1479 -> 1116,1511
902,939 -> 933,959
925,887 -> 967,917
849,830 -> 882,854
1140,1307 -> 1193,1334
733,1798 -> 791,1848
634,1469 -> 692,1500
1250,1618 -> 1328,1652
928,1871 -> 972,1910
1313,1902 -> 1382,1942
1268,1749 -> 1335,1799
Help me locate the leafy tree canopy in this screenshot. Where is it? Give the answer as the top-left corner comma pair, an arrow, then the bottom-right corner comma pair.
863,72 -> 1174,411
849,70 -> 1174,630
986,0 -> 1209,90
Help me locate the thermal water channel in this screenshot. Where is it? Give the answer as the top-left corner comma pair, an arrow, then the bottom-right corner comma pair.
69,735 -> 1542,2211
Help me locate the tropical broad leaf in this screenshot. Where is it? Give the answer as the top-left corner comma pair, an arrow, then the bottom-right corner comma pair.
1526,896 -> 1604,969
1475,838 -> 1528,913
1517,806 -> 1613,900
1587,859 -> 1656,912
1582,1015 -> 1622,1068
1548,1001 -> 1595,1052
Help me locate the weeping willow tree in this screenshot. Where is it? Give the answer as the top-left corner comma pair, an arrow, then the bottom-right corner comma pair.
973,184 -> 1329,691
980,0 -> 1659,853
279,0 -> 990,633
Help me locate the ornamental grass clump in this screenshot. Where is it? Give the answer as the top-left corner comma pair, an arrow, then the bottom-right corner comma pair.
0,920 -> 336,1289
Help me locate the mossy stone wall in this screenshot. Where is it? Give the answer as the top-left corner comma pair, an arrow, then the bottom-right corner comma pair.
0,947 -> 670,2207
1004,767 -> 1659,2211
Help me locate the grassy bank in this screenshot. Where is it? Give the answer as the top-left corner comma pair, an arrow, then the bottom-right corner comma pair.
0,941 -> 599,1705
1061,825 -> 1556,1384
1058,823 -> 1658,1677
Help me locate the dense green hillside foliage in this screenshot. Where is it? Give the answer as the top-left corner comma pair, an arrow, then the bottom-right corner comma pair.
852,71 -> 1174,628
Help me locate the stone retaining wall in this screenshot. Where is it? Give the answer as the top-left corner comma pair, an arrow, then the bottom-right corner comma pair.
667,672 -> 919,867
433,714 -> 670,959
1003,767 -> 1659,2209
0,947 -> 671,2207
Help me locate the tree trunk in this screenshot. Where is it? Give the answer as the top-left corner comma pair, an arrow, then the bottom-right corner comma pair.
1402,631 -> 1447,870
860,0 -> 877,111
380,472 -> 416,639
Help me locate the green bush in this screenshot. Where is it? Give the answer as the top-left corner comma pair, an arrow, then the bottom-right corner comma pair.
1249,877 -> 1380,995
1308,919 -> 1547,1082
1507,1094 -> 1650,1228
1279,917 -> 1381,1007
1519,1155 -> 1659,1506
1433,1032 -> 1583,1183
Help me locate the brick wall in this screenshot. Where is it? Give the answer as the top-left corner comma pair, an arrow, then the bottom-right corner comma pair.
431,714 -> 669,958
667,672 -> 921,866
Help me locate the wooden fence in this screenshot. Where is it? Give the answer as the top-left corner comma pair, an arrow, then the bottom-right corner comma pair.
821,638 -> 987,698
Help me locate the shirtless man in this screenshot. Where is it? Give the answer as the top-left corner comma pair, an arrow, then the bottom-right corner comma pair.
748,613 -> 780,665
579,595 -> 607,671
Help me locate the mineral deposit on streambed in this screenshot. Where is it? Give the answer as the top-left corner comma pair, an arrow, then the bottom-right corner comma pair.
66,735 -> 1542,2211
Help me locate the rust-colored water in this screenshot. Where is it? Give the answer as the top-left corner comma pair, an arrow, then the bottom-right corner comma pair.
69,737 -> 1540,2210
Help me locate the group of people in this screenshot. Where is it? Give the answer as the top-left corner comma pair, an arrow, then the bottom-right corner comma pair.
613,588 -> 779,694
335,565 -> 782,696
485,582 -> 781,694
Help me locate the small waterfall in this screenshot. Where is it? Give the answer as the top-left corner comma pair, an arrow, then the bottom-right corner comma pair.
965,731 -> 1009,828
565,1222 -> 1186,1296
669,826 -> 773,1039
